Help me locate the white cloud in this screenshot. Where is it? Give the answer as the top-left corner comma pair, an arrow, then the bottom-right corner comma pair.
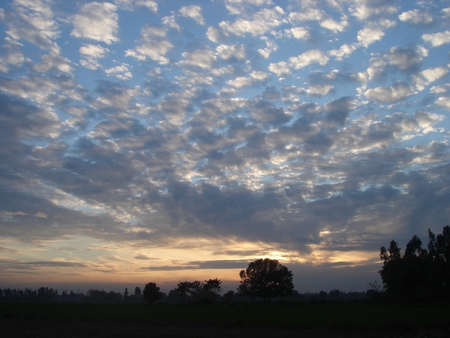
162,15 -> 181,31
413,66 -> 449,91
268,61 -> 291,77
105,64 -> 133,80
0,38 -> 27,72
289,7 -> 348,33
71,2 -> 119,45
436,96 -> 450,109
320,15 -> 349,33
226,0 -> 273,5
113,0 -> 158,12
206,27 -> 223,43
289,8 -> 323,22
289,49 -> 329,69
181,49 -> 216,69
329,43 -> 356,60
219,7 -> 285,37
357,26 -> 385,47
422,30 -> 450,47
79,44 -> 109,70
349,3 -> 397,21
399,9 -> 434,24
364,82 -> 415,103
33,52 -> 73,73
8,0 -> 60,52
442,8 -> 450,19
227,76 -> 254,88
284,27 -> 309,40
430,84 -> 450,94
125,25 -> 173,64
179,5 -> 205,25
216,44 -> 246,60
227,71 -> 268,88
258,36 -> 277,59
421,66 -> 448,83
250,71 -> 269,81
306,84 -> 334,96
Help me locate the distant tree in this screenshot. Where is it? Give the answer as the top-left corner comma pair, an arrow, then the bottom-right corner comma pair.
188,280 -> 203,300
175,281 -> 191,302
37,287 -> 58,301
223,290 -> 235,302
238,258 -> 294,303
203,278 -> 222,295
328,289 -> 341,299
143,282 -> 161,304
134,286 -> 141,297
318,291 -> 327,299
124,288 -> 129,301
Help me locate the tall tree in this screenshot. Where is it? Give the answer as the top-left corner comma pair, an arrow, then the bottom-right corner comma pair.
238,258 -> 294,303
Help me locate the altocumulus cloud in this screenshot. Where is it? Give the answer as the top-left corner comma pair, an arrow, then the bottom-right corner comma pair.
0,0 -> 449,292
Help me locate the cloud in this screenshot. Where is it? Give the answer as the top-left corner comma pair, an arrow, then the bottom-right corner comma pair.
6,0 -> 60,52
105,63 -> 133,80
33,52 -> 73,74
114,0 -> 158,13
357,26 -> 385,47
268,61 -> 291,77
181,48 -> 216,69
364,82 -> 415,103
216,44 -> 246,61
436,96 -> 450,109
71,2 -> 119,45
179,5 -> 205,25
289,49 -> 329,69
399,9 -> 434,25
125,24 -> 173,64
258,36 -> 277,59
79,44 -> 110,70
329,44 -> 356,61
219,7 -> 285,37
422,30 -> 450,47
349,2 -> 398,21
284,27 -> 309,40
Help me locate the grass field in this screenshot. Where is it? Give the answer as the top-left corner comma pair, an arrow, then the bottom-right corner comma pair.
2,300 -> 450,330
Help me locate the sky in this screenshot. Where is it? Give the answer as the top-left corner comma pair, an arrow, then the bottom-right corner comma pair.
0,0 -> 450,294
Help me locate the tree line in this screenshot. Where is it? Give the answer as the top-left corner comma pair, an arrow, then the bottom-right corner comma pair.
2,225 -> 448,304
379,225 -> 450,301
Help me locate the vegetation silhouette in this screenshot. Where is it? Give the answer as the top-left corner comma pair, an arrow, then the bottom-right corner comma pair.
2,226 -> 449,306
174,279 -> 222,303
379,225 -> 450,301
143,282 -> 162,304
238,258 -> 294,303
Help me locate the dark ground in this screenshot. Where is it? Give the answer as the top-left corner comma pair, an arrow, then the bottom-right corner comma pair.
2,317 -> 450,338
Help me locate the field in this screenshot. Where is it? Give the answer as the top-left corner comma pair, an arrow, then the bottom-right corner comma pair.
1,301 -> 450,337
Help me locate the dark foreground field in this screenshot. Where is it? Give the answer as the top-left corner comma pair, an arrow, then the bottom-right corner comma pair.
1,301 -> 450,337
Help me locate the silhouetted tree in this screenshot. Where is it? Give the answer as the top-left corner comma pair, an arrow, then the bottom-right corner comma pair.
238,258 -> 294,303
143,282 -> 161,304
134,286 -> 141,297
173,279 -> 222,303
328,289 -> 341,299
379,225 -> 450,301
203,278 -> 222,295
175,281 -> 191,302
